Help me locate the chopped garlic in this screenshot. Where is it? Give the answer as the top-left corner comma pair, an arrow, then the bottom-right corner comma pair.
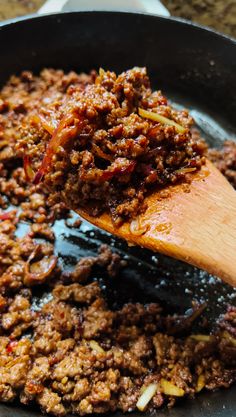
138,108 -> 186,134
61,376 -> 68,385
130,217 -> 148,236
160,379 -> 184,397
136,383 -> 158,411
89,340 -> 105,353
99,68 -> 105,77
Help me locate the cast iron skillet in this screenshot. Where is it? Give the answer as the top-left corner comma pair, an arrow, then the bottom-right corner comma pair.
0,11 -> 236,417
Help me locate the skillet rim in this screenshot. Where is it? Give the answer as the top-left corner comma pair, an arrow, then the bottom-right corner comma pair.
0,9 -> 235,45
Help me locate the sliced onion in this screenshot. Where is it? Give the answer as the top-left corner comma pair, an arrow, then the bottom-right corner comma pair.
23,154 -> 35,181
24,245 -> 57,286
39,115 -> 55,135
222,331 -> 236,347
196,374 -> 205,393
160,379 -> 184,397
30,114 -> 55,135
136,383 -> 158,411
190,335 -> 211,342
175,167 -> 197,175
139,108 -> 186,134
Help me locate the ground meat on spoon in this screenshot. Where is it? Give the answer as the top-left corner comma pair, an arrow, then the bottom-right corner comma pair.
16,67 -> 206,225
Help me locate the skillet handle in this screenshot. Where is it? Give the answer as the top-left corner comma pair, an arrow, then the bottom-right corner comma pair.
38,0 -> 170,17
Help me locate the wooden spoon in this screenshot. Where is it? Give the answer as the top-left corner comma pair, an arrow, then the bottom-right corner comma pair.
76,159 -> 236,287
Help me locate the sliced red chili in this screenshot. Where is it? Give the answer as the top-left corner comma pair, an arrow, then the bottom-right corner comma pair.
101,160 -> 136,181
33,112 -> 84,184
6,340 -> 18,353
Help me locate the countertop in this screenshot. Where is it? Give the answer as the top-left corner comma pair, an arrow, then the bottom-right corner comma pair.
0,0 -> 235,38
162,0 -> 236,38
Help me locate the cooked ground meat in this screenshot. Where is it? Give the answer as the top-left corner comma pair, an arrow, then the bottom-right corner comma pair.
0,67 -> 235,416
208,141 -> 236,188
14,67 -> 206,225
0,229 -> 236,417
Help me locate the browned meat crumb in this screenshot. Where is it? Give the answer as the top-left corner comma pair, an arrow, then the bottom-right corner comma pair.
29,223 -> 55,242
53,282 -> 101,304
0,67 -> 235,417
208,141 -> 236,189
65,217 -> 82,229
63,245 -> 123,282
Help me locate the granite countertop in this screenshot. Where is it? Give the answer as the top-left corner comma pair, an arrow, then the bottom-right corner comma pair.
0,0 -> 235,38
0,0 -> 44,20
162,0 -> 236,38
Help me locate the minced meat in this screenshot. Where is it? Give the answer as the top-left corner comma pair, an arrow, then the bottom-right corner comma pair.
208,140 -> 236,188
0,67 -> 235,416
0,221 -> 235,416
15,67 -> 206,225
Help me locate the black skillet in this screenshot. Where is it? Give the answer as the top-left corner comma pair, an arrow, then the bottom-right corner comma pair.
0,10 -> 236,417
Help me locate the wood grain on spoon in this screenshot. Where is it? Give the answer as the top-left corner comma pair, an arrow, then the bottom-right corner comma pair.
77,159 -> 236,287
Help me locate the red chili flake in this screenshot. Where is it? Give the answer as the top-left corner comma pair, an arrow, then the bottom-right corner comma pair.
6,340 -> 18,353
0,210 -> 17,221
33,170 -> 44,185
159,97 -> 168,105
26,381 -> 44,394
